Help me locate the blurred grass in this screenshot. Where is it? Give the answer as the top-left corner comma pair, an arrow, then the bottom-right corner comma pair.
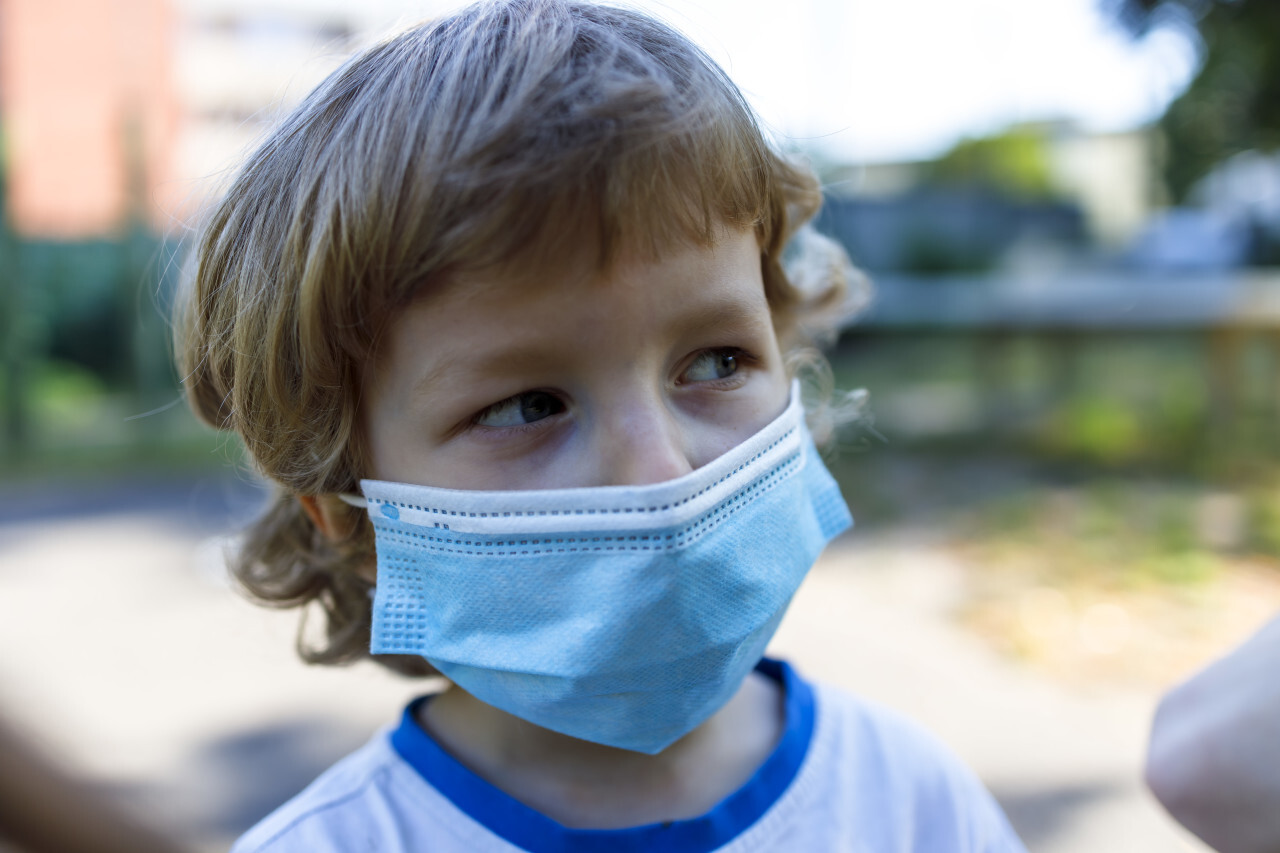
0,359 -> 245,485
0,231 -> 250,486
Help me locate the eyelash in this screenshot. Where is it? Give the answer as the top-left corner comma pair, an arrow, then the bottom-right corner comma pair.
679,346 -> 756,386
468,346 -> 759,433
469,390 -> 565,433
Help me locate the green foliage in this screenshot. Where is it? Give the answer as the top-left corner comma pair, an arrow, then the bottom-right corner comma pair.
1144,550 -> 1220,585
1105,0 -> 1280,201
26,360 -> 109,424
1036,396 -> 1145,465
1246,487 -> 1280,558
970,483 -> 1224,590
921,127 -> 1059,200
18,238 -> 154,386
827,328 -> 1277,477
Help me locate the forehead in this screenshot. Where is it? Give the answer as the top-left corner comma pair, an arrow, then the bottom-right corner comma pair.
452,227 -> 759,323
455,225 -> 759,300
368,227 -> 771,384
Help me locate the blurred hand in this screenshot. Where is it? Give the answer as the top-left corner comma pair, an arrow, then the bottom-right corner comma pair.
1146,613 -> 1280,853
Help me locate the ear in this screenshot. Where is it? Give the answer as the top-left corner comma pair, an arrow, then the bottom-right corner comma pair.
299,494 -> 350,543
298,494 -> 377,585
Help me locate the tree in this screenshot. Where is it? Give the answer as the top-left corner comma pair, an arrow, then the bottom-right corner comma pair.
921,127 -> 1059,200
1104,0 -> 1280,201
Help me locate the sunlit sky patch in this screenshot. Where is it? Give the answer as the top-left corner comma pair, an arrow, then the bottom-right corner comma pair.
630,0 -> 1198,161
191,0 -> 1201,163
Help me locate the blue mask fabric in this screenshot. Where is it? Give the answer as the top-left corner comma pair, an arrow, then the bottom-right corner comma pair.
354,381 -> 852,754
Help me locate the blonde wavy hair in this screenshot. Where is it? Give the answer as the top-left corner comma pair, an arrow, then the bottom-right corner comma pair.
178,0 -> 862,676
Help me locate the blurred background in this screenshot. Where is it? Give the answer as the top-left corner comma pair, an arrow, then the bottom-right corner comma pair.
1,0 -> 1278,850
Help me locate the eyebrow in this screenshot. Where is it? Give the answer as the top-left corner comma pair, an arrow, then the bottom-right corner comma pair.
409,289 -> 772,400
669,297 -> 769,339
406,340 -> 566,404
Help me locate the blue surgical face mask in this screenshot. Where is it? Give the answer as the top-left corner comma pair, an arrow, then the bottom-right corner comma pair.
346,382 -> 852,754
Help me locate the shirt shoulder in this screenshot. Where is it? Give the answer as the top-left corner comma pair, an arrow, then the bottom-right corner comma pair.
729,679 -> 1026,853
229,731 -> 397,853
229,728 -> 519,853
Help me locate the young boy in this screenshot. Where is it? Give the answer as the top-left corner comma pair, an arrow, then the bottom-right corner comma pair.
180,1 -> 1026,850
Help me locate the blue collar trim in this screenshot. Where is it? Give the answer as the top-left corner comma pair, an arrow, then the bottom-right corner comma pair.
390,658 -> 814,853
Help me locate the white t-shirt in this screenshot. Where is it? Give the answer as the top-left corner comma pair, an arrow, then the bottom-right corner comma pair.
233,660 -> 1026,852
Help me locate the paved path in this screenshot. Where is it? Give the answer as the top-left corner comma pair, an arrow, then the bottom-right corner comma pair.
0,476 -> 1209,851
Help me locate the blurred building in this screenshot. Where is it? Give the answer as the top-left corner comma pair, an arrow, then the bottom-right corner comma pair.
172,0 -> 362,220
816,190 -> 1086,275
0,0 -> 179,237
0,0 -> 453,239
1047,127 -> 1162,248
818,123 -> 1163,273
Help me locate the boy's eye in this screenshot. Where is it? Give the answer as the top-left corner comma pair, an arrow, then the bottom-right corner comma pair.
682,349 -> 740,383
474,391 -> 565,427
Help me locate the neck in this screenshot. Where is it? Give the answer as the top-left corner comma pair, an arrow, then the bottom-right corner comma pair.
419,670 -> 784,829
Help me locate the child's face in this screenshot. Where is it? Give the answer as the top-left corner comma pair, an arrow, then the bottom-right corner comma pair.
363,227 -> 789,491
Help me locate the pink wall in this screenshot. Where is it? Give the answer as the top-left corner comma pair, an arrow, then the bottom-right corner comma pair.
1,0 -> 178,237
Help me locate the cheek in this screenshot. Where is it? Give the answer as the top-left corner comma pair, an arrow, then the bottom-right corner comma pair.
749,348 -> 793,436
361,394 -> 431,485
691,370 -> 790,468
360,346 -> 440,484
359,395 -> 395,482
758,364 -> 792,424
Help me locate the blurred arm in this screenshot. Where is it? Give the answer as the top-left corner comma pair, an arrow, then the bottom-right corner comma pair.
0,714 -> 192,853
1145,613 -> 1280,853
